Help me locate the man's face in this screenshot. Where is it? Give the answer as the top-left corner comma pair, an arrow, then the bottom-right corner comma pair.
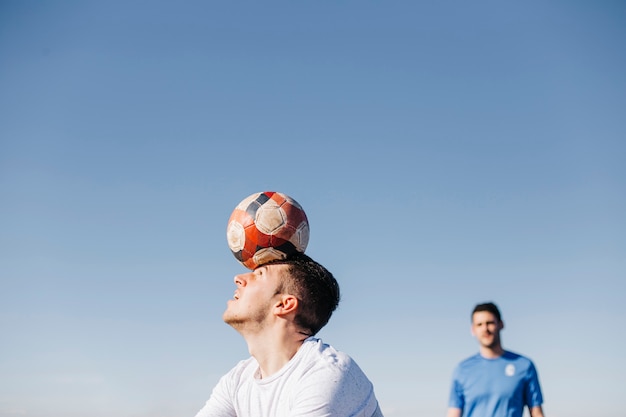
222,263 -> 288,332
471,311 -> 503,349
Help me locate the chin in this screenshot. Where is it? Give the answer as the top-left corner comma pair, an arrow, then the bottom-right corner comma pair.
222,311 -> 235,324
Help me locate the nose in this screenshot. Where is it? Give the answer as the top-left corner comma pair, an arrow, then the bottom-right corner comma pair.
234,273 -> 247,287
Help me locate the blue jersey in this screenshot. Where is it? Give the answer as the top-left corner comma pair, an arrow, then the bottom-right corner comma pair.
448,351 -> 543,417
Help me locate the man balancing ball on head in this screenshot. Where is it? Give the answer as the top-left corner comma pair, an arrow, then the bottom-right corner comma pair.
194,192 -> 383,417
447,302 -> 545,417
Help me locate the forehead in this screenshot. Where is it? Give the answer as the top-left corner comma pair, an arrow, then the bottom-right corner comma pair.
472,311 -> 498,324
257,263 -> 290,279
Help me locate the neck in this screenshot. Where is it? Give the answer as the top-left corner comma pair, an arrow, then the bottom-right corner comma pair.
480,344 -> 504,359
244,329 -> 310,378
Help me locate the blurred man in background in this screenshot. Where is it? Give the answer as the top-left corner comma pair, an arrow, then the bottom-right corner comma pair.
447,302 -> 545,417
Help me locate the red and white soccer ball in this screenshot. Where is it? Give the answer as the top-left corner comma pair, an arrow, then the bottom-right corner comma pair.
226,191 -> 310,270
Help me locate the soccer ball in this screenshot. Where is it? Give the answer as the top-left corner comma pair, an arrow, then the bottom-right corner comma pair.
226,191 -> 310,270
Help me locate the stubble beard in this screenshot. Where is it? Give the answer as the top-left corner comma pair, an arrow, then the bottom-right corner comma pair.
481,332 -> 501,350
223,300 -> 273,333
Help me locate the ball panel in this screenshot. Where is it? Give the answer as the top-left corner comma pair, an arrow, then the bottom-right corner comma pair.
235,192 -> 261,211
243,225 -> 272,249
243,192 -> 271,219
251,247 -> 289,269
291,221 -> 310,251
255,200 -> 287,234
226,221 -> 246,252
267,191 -> 287,206
282,202 -> 307,226
228,207 -> 255,229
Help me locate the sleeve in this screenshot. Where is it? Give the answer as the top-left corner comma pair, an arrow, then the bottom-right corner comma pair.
194,373 -> 237,417
448,366 -> 464,409
288,360 -> 383,417
524,361 -> 544,408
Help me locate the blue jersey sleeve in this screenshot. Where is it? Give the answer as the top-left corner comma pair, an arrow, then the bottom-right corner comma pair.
523,361 -> 544,408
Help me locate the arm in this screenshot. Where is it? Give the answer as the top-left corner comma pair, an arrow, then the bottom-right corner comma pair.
529,405 -> 544,417
524,361 -> 544,417
194,389 -> 236,417
447,366 -> 463,417
194,369 -> 238,417
447,407 -> 462,417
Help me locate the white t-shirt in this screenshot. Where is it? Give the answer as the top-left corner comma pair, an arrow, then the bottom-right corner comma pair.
195,337 -> 383,417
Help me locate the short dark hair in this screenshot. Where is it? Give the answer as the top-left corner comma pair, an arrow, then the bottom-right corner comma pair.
472,302 -> 502,322
270,253 -> 340,336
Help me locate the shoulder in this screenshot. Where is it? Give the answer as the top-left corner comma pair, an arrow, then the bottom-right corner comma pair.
455,353 -> 482,371
502,351 -> 540,375
290,338 -> 380,414
300,338 -> 357,370
298,338 -> 372,383
503,351 -> 536,367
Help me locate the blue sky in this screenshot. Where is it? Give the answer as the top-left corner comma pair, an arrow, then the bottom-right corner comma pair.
1,2 -> 624,417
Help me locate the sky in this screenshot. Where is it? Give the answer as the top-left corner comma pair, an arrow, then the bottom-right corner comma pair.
0,1 -> 624,416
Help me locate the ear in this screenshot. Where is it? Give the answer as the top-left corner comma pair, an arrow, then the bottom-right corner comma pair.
499,320 -> 504,331
274,294 -> 298,316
